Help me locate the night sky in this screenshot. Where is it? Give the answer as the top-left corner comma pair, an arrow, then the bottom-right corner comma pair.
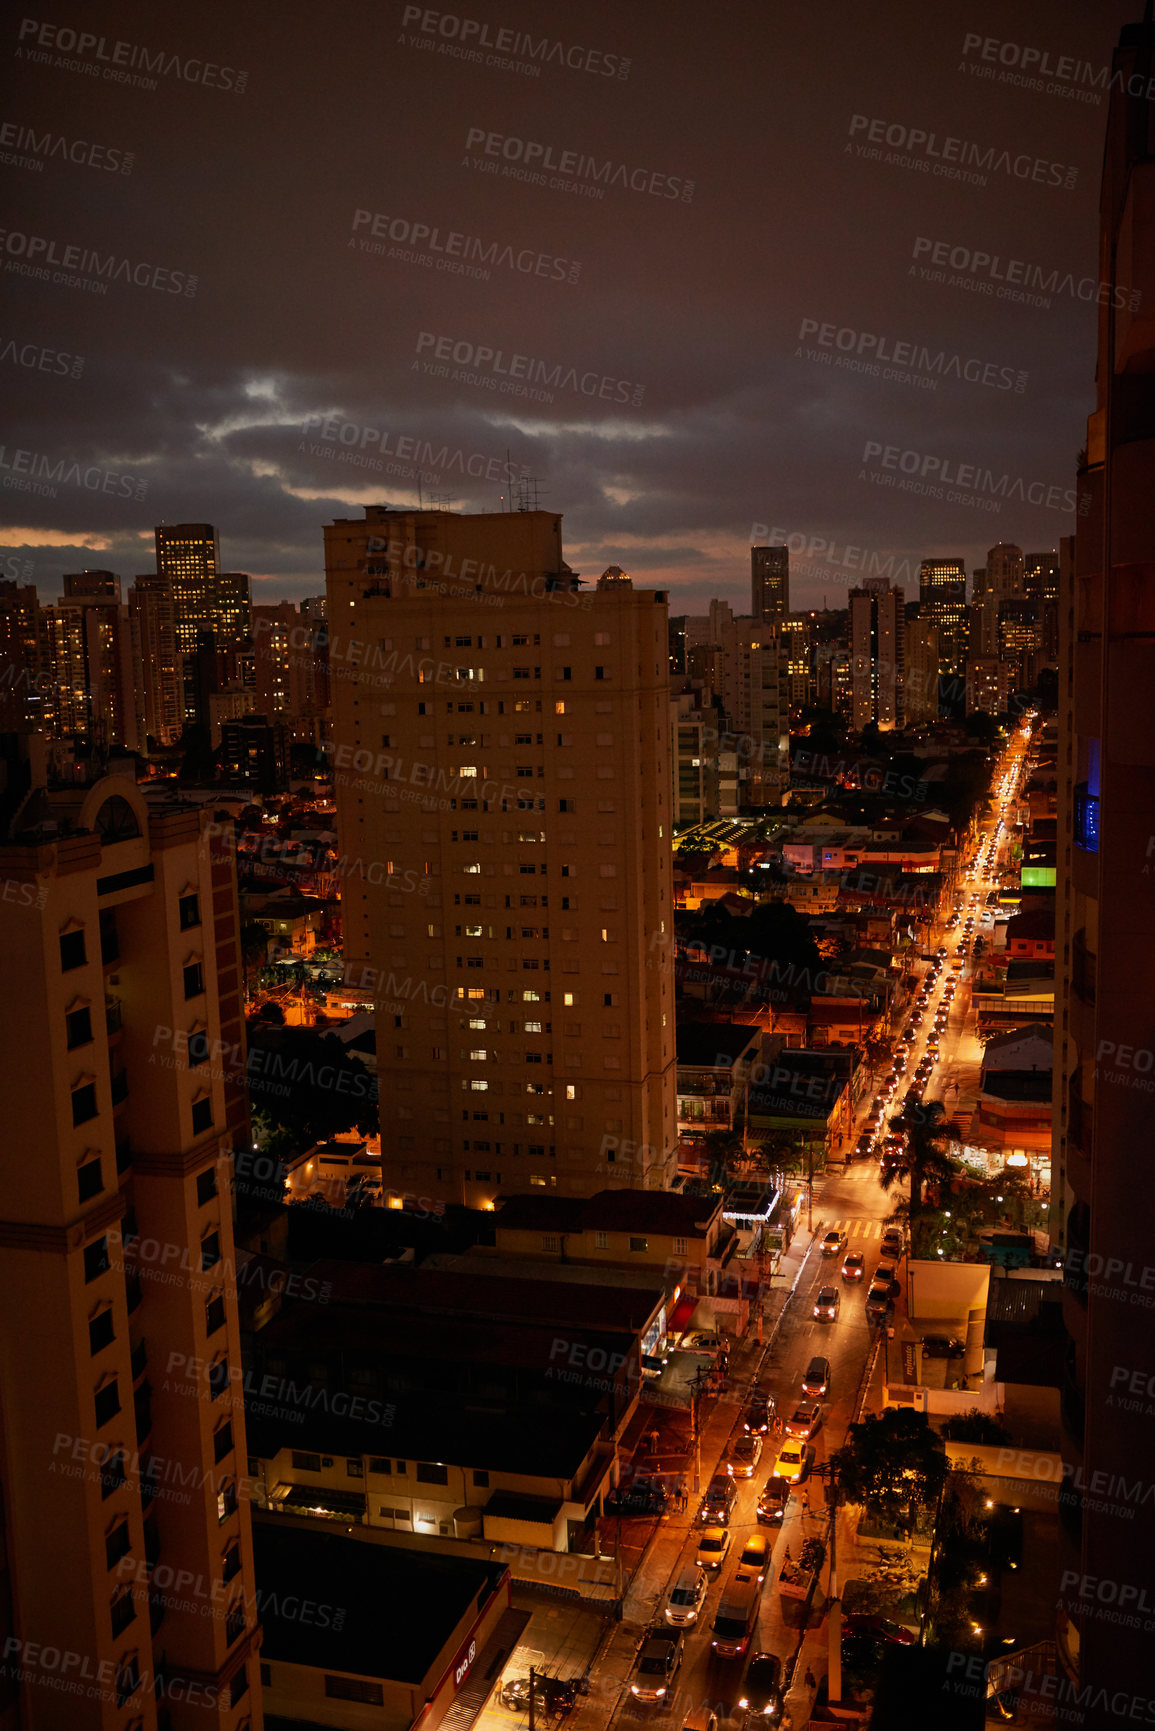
0,0 -> 1137,612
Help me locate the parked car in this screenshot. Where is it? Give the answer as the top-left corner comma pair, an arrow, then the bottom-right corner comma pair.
605,1477 -> 666,1517
801,1356 -> 830,1396
738,1651 -> 784,1725
734,1532 -> 771,1583
820,1229 -> 847,1256
843,1613 -> 918,1646
756,1477 -> 789,1526
770,1438 -> 812,1484
630,1629 -> 684,1701
680,1711 -> 720,1731
871,1262 -> 898,1291
921,1334 -> 965,1358
696,1525 -> 733,1571
726,1434 -> 764,1478
841,1252 -> 865,1282
784,1402 -> 822,1440
664,1565 -> 709,1627
684,1331 -> 729,1354
881,1228 -> 904,1257
813,1286 -> 840,1322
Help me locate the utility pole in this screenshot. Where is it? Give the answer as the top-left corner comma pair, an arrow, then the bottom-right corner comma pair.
826,1472 -> 843,1707
528,1668 -> 536,1731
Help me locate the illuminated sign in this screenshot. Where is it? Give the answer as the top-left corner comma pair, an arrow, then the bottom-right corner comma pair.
453,1637 -> 477,1691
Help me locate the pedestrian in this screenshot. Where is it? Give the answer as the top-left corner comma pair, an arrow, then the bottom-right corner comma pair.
648,1427 -> 660,1455
805,1665 -> 816,1691
801,1490 -> 810,1515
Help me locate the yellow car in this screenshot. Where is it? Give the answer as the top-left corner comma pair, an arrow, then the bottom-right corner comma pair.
771,1439 -> 811,1484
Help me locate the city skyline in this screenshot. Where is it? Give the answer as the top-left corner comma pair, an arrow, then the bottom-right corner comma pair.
0,0 -> 1139,612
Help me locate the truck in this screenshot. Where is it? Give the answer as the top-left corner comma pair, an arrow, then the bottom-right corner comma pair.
777,1536 -> 825,1601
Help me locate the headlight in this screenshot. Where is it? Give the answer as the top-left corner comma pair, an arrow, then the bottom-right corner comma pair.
738,1698 -> 749,1710
656,1688 -> 666,1696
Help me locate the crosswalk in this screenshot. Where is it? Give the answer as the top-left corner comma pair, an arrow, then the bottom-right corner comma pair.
821,1218 -> 889,1239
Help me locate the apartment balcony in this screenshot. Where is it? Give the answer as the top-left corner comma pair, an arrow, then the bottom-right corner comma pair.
675,1076 -> 733,1098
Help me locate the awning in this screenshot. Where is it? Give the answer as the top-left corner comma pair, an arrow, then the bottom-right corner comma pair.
669,1294 -> 697,1334
272,1482 -> 367,1518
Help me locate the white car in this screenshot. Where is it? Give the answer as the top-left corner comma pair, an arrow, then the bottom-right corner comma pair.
665,1565 -> 709,1627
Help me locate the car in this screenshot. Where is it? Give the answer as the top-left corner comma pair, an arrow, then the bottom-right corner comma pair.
630,1629 -> 683,1701
738,1651 -> 784,1723
701,1473 -> 738,1525
756,1476 -> 790,1525
936,946 -> 948,958
743,1395 -> 775,1435
735,1533 -> 771,1583
696,1525 -> 733,1571
784,1402 -> 822,1440
820,1229 -> 847,1256
606,1477 -> 667,1516
684,1331 -> 729,1354
680,1713 -> 720,1731
813,1286 -> 840,1321
664,1565 -> 709,1627
771,1438 -> 812,1483
843,1613 -> 918,1646
726,1434 -> 763,1478
841,1252 -> 865,1281
881,1228 -> 904,1257
872,1262 -> 897,1288
921,1334 -> 966,1358
801,1355 -> 830,1396
855,1132 -> 876,1157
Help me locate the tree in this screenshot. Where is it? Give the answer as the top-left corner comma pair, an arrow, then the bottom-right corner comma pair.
940,1409 -> 1011,1446
831,1407 -> 949,1523
240,920 -> 270,994
246,1027 -> 378,1151
880,1098 -> 961,1244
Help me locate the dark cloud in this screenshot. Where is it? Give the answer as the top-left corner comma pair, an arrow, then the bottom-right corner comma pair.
0,0 -> 1134,609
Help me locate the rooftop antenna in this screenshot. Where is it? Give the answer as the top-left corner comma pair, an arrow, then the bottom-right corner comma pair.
515,475 -> 544,513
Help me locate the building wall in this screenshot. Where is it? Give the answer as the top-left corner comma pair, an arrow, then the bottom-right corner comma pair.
0,782 -> 261,1730
325,508 -> 677,1208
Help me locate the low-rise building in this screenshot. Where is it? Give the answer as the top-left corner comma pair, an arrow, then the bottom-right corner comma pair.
675,1021 -> 763,1146
254,1523 -> 522,1731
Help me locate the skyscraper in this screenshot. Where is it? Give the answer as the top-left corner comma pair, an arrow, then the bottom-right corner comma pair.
918,558 -> 968,676
325,506 -> 677,1209
751,545 -> 789,621
986,541 -> 1024,602
849,580 -> 904,729
0,762 -> 261,1727
155,526 -> 251,723
718,616 -> 789,805
1052,19 -> 1155,1713
129,575 -> 183,746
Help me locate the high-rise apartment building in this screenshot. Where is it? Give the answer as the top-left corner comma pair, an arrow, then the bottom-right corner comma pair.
0,761 -> 261,1728
129,576 -> 183,747
964,655 -> 1011,716
718,617 -> 789,806
918,558 -> 968,674
904,617 -> 940,725
997,598 -> 1042,689
781,616 -> 813,709
325,506 -> 677,1209
848,580 -> 904,729
1025,551 -> 1061,662
986,542 -> 1024,602
751,545 -> 789,621
1052,22 -> 1155,1713
0,579 -> 42,730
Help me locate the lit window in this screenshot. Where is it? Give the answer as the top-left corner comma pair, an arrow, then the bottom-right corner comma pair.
470,1080 -> 489,1092
469,1049 -> 487,1061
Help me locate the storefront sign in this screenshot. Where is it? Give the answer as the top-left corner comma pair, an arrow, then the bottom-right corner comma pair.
453,1636 -> 477,1691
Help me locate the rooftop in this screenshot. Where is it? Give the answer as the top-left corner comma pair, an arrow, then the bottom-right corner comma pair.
253,1522 -> 506,1682
675,1022 -> 763,1067
493,1187 -> 721,1239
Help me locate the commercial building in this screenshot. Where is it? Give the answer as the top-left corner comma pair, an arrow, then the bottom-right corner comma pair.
849,579 -> 904,729
751,545 -> 789,620
0,759 -> 261,1728
156,525 -> 251,722
324,506 -> 677,1209
254,1525 -> 518,1731
1052,21 -> 1155,1707
918,558 -> 968,675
